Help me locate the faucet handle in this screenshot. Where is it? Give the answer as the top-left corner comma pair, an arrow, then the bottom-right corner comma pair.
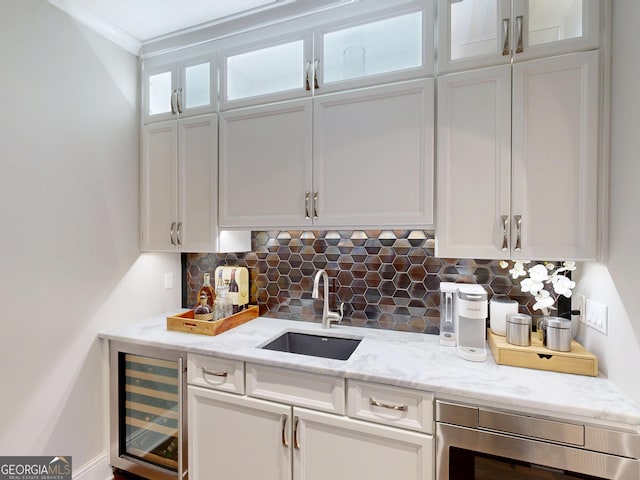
327,302 -> 344,324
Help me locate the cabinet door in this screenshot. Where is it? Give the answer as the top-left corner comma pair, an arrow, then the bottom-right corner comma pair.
512,0 -> 600,62
143,64 -> 178,123
435,66 -> 511,259
511,50 -> 599,261
313,79 -> 434,227
178,56 -> 217,117
437,0 -> 511,73
315,5 -> 433,94
178,115 -> 218,252
219,99 -> 313,228
220,32 -> 312,109
188,386 -> 291,480
141,121 -> 178,251
293,407 -> 434,480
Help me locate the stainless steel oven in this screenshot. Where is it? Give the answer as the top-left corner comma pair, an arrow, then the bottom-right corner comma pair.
436,400 -> 640,479
109,341 -> 188,480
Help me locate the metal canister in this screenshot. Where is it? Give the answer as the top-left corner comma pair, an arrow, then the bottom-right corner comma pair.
506,313 -> 532,346
545,317 -> 573,352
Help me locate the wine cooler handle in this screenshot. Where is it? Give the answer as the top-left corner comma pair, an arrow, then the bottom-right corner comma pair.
502,18 -> 510,56
304,192 -> 311,220
501,215 -> 509,251
177,356 -> 185,480
170,222 -> 176,246
281,414 -> 289,448
514,215 -> 522,251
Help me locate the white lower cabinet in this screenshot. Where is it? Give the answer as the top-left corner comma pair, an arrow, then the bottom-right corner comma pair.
188,359 -> 434,480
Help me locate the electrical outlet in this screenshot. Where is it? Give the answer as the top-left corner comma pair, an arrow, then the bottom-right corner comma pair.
575,294 -> 586,324
164,272 -> 173,290
585,299 -> 608,335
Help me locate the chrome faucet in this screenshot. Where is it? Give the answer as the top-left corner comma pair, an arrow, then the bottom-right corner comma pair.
312,269 -> 343,329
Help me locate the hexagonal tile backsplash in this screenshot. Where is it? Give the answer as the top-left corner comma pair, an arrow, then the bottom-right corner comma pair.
184,230 -> 543,334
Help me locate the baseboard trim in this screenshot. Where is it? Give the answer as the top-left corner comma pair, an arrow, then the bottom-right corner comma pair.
73,452 -> 112,480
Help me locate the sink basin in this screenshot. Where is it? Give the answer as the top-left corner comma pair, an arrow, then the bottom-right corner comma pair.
261,331 -> 361,361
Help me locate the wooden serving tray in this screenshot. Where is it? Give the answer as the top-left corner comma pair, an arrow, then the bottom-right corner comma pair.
487,328 -> 598,377
167,305 -> 259,336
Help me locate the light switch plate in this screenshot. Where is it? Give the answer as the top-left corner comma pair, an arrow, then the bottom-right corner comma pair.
585,299 -> 608,335
164,272 -> 173,289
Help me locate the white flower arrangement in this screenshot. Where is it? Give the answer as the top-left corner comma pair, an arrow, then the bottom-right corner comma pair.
499,260 -> 577,315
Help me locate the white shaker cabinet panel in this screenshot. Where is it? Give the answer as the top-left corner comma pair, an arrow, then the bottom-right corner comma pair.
141,121 -> 179,251
188,386 -> 291,480
293,407 -> 434,480
511,50 -> 599,261
436,65 -> 512,259
313,79 -> 435,227
219,99 -> 313,228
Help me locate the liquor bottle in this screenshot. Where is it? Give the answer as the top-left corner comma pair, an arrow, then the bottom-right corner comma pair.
197,273 -> 215,309
194,293 -> 213,321
228,268 -> 240,313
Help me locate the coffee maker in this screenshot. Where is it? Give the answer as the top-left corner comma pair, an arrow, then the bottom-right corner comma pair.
439,283 -> 488,362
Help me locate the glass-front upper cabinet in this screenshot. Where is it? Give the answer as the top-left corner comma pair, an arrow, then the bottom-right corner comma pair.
220,31 -> 312,110
437,0 -> 600,73
143,54 -> 217,123
314,5 -> 434,93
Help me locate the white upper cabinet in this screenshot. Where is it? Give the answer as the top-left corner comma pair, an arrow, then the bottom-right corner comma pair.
220,31 -> 313,110
314,5 -> 434,93
313,79 -> 434,227
437,0 -> 600,73
436,50 -> 599,261
219,3 -> 434,109
143,54 -> 217,123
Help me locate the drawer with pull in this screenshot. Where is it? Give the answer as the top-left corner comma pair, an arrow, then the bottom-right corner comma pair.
347,380 -> 434,434
187,353 -> 245,394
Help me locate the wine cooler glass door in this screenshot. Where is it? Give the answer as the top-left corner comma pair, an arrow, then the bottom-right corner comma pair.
120,353 -> 180,473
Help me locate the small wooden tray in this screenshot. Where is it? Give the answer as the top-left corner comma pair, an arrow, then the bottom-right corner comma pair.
167,305 -> 259,336
487,328 -> 598,377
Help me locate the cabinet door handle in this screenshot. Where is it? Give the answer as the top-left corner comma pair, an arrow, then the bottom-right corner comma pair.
515,15 -> 524,54
502,18 -> 511,56
304,192 -> 311,220
313,191 -> 319,220
281,414 -> 289,448
501,215 -> 509,251
171,89 -> 178,114
313,59 -> 320,90
202,367 -> 228,378
176,87 -> 183,113
176,222 -> 182,246
170,222 -> 176,246
305,61 -> 312,91
369,397 -> 408,412
514,215 -> 522,251
293,416 -> 301,450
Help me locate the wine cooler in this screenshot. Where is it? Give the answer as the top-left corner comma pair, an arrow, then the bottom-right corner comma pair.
109,341 -> 187,480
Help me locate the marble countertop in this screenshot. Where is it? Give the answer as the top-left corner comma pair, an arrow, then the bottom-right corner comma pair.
99,312 -> 640,432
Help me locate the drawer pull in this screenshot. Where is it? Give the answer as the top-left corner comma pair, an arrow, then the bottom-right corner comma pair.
369,397 -> 408,412
202,367 -> 228,378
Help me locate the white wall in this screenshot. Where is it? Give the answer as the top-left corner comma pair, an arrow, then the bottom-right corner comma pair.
0,0 -> 181,471
575,0 -> 640,404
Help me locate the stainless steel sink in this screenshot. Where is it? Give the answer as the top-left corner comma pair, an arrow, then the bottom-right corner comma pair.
261,331 -> 361,361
